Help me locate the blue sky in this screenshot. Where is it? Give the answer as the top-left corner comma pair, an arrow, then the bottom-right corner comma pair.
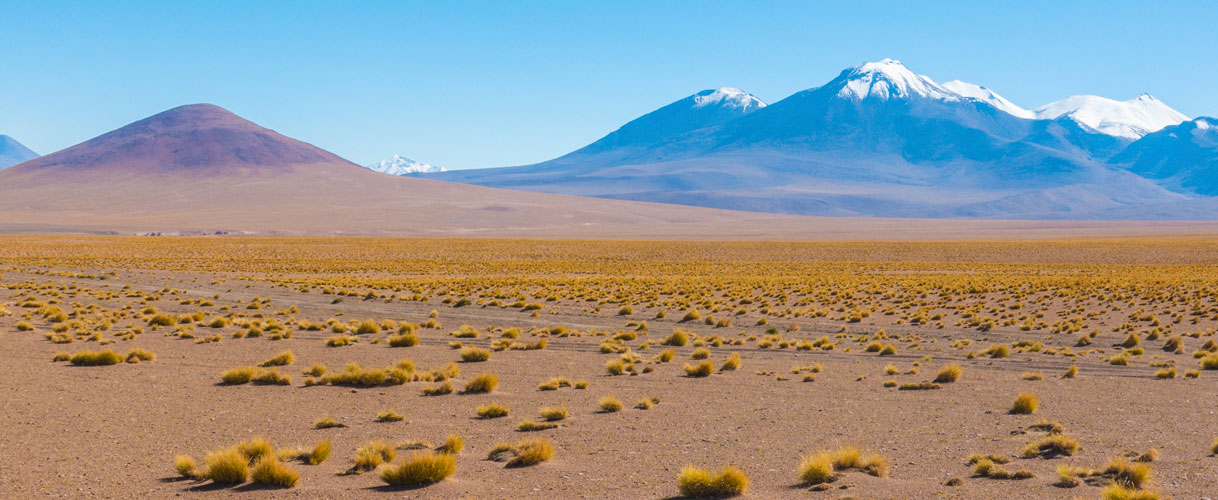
2,1 -> 1216,169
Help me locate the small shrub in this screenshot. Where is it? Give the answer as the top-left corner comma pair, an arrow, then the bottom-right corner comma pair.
253,369 -> 291,385
690,347 -> 710,360
51,352 -> 71,362
1100,484 -> 1160,500
126,349 -> 155,363
985,344 -> 1010,358
599,396 -> 623,412
462,373 -> 498,394
1011,392 -> 1038,414
1062,365 -> 1078,378
1201,353 -> 1218,370
1104,457 -> 1152,489
378,451 -> 456,486
677,465 -> 748,498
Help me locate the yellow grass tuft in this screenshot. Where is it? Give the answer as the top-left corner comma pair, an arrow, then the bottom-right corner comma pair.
377,451 -> 456,487
677,465 -> 748,498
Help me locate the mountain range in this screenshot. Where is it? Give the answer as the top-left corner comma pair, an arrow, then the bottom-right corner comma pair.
427,59 -> 1218,219
365,154 -> 445,175
0,135 -> 38,169
0,104 -> 835,238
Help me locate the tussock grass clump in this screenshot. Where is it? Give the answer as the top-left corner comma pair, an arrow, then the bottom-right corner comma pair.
1063,365 -> 1078,378
303,364 -> 327,377
309,440 -> 331,465
352,441 -> 396,471
320,363 -> 388,387
1103,457 -> 1152,489
971,457 -> 1033,480
126,349 -> 155,363
462,373 -> 498,394
605,359 -> 626,375
326,335 -> 355,347
260,351 -> 294,367
690,347 -> 710,359
1021,434 -> 1080,458
1211,437 -> 1218,455
437,434 -> 464,454
516,420 -> 558,432
377,451 -> 456,487
797,454 -> 835,485
1100,484 -> 1161,500
684,360 -> 714,377
1201,353 -> 1218,370
175,455 -> 198,478
202,448 -> 250,484
677,465 -> 748,498
221,366 -> 258,384
388,332 -> 420,347
460,347 -> 491,362
315,416 -> 346,429
250,457 -> 299,487
984,344 -> 1010,358
824,446 -> 888,478
252,369 -> 291,385
477,403 -> 509,418
422,381 -> 454,396
1010,392 -> 1038,414
720,352 -> 740,371
377,409 -> 405,422
934,364 -> 962,383
662,330 -> 690,346
539,407 -> 568,421
69,349 -> 124,366
898,382 -> 940,390
489,439 -> 555,467
52,351 -> 71,362
598,396 -> 623,412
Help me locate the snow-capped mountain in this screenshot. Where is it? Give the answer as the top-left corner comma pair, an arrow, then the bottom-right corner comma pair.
1034,94 -> 1188,140
0,135 -> 39,169
427,59 -> 1214,219
832,59 -> 960,102
365,155 -> 445,175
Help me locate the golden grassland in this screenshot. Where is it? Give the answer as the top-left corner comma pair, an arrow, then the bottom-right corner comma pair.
2,236 -> 1217,498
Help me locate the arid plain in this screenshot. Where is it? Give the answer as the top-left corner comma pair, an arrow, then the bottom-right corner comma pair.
1,237 -> 1216,499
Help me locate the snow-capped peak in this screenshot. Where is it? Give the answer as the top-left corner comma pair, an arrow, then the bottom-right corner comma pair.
692,87 -> 766,112
834,59 -> 958,101
942,80 -> 1034,119
1033,94 -> 1189,140
365,154 -> 445,175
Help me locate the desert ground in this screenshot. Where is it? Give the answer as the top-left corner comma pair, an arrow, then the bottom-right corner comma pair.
1,236 -> 1216,499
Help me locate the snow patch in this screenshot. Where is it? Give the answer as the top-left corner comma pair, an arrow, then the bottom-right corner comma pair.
693,87 -> 766,112
942,80 -> 1034,118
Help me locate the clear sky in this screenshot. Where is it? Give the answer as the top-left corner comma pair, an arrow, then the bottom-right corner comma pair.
2,1 -> 1216,170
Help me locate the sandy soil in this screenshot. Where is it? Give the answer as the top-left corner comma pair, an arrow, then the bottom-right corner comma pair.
1,247 -> 1215,499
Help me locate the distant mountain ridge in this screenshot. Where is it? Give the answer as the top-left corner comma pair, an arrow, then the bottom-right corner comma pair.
0,135 -> 39,169
428,59 -> 1214,219
366,154 -> 445,175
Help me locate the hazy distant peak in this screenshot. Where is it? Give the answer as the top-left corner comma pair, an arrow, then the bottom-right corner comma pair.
692,87 -> 766,112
